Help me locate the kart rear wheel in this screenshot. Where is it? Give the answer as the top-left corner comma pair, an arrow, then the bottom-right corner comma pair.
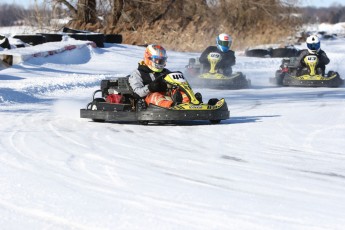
208,98 -> 219,105
138,121 -> 149,125
91,98 -> 106,122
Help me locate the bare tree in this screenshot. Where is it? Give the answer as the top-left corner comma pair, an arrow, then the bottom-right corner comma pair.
53,0 -> 96,23
77,0 -> 97,23
53,0 -> 77,16
110,0 -> 123,26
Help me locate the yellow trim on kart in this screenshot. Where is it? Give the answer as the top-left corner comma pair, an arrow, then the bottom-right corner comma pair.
293,72 -> 338,81
171,98 -> 226,110
199,72 -> 241,79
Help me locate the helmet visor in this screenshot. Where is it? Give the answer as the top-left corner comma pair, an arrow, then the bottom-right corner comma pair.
150,55 -> 167,65
307,42 -> 320,51
218,40 -> 231,48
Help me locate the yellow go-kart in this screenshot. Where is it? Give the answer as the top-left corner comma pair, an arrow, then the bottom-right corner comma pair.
270,55 -> 343,87
185,52 -> 251,89
80,72 -> 230,125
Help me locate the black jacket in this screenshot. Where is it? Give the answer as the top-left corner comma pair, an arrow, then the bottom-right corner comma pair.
294,49 -> 330,72
199,46 -> 236,73
137,63 -> 170,87
129,61 -> 170,97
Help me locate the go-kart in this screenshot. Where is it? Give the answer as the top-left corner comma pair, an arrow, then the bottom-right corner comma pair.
80,72 -> 230,125
270,55 -> 343,87
185,52 -> 250,89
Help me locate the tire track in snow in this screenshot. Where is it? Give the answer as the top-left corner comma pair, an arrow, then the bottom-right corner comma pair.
0,199 -> 99,230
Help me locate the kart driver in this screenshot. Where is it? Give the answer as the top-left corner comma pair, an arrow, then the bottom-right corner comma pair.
294,35 -> 330,75
199,33 -> 236,76
129,44 -> 190,108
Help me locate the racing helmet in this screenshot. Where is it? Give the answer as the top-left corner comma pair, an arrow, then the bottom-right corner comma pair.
216,33 -> 232,52
144,44 -> 167,72
306,35 -> 320,54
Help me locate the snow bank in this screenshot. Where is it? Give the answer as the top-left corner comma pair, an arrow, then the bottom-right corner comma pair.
0,37 -> 96,65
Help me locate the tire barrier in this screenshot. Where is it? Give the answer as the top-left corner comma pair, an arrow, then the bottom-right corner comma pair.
67,33 -> 105,48
16,32 -> 122,48
245,47 -> 299,58
40,33 -> 63,42
245,48 -> 270,58
270,47 -> 299,58
62,27 -> 122,46
15,44 -> 26,48
104,34 -> 122,44
322,34 -> 336,40
36,27 -> 124,46
0,37 -> 11,49
62,27 -> 88,33
39,32 -> 105,47
62,27 -> 104,47
13,34 -> 46,46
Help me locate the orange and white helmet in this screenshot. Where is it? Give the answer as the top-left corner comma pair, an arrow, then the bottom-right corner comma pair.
144,44 -> 167,72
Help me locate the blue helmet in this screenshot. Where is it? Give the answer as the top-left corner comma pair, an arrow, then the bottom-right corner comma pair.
216,33 -> 232,52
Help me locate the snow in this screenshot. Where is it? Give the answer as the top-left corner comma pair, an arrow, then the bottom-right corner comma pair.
1,25 -> 345,230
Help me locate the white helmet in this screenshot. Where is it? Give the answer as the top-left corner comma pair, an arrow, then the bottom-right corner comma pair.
306,35 -> 320,54
216,33 -> 232,52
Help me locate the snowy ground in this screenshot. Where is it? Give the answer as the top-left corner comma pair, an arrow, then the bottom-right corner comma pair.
1,27 -> 345,229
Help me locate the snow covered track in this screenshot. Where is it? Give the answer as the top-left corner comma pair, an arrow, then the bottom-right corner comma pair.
1,36 -> 345,229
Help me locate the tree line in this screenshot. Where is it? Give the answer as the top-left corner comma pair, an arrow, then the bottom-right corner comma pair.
1,1 -> 344,27
0,3 -> 51,27
301,6 -> 345,24
1,1 -> 344,51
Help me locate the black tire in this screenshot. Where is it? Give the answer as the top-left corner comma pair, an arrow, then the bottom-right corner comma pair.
210,120 -> 221,124
0,37 -> 11,49
91,98 -> 106,122
272,70 -> 284,86
62,27 -> 87,33
322,34 -> 336,40
104,34 -> 123,44
271,48 -> 298,58
208,98 -> 219,106
138,121 -> 149,125
15,44 -> 26,48
13,34 -> 46,46
67,33 -> 105,47
40,33 -> 63,42
245,49 -> 270,58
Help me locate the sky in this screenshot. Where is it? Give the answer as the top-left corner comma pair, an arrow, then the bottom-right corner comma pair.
1,0 -> 344,8
1,0 -> 44,8
301,0 -> 345,7
1,24 -> 345,229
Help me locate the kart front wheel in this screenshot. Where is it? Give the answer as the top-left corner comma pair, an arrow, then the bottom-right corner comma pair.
91,98 -> 106,122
